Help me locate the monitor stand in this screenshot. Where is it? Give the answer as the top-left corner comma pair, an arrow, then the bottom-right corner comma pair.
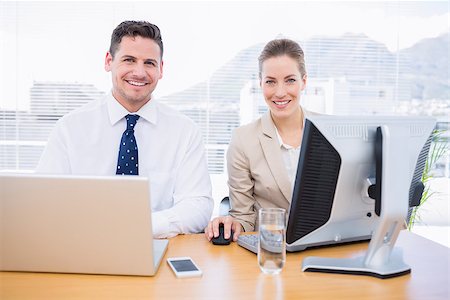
302,125 -> 412,279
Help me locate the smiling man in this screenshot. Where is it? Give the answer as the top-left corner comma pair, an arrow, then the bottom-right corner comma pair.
37,21 -> 213,238
105,26 -> 162,113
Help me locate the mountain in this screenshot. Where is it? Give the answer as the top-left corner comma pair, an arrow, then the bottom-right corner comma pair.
399,32 -> 450,100
161,32 -> 449,105
160,42 -> 264,105
303,33 -> 398,83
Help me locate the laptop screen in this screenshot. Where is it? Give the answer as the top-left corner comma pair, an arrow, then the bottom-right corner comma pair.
0,174 -> 168,276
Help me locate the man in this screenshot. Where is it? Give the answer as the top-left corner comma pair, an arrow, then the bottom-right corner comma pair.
37,21 -> 213,238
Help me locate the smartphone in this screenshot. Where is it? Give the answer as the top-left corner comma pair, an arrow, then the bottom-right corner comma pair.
167,257 -> 202,278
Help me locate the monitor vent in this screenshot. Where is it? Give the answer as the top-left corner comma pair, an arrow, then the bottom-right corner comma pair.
406,134 -> 432,220
330,125 -> 368,139
287,122 -> 341,244
410,124 -> 430,137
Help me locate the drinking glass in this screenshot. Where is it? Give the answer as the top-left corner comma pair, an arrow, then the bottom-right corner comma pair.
257,208 -> 286,274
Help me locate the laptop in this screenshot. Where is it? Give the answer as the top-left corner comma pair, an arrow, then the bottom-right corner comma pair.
0,173 -> 168,276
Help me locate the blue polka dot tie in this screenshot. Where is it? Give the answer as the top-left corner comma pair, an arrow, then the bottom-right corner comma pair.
116,114 -> 140,175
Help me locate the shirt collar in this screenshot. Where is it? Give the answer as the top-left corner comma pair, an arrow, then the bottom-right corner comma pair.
274,127 -> 294,150
273,106 -> 307,150
107,91 -> 158,125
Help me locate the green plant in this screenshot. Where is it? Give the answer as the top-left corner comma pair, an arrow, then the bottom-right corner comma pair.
407,129 -> 448,230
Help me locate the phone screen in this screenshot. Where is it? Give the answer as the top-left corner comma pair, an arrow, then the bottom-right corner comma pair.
170,259 -> 199,272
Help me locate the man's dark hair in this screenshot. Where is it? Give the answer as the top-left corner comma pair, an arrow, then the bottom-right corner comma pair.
109,20 -> 163,59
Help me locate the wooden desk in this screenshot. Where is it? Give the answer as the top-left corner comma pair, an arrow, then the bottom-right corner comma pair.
1,230 -> 449,299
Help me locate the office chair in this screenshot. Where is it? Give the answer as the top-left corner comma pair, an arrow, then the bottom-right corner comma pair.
219,197 -> 230,216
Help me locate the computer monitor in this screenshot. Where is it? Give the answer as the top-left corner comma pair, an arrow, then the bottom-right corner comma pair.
286,115 -> 435,278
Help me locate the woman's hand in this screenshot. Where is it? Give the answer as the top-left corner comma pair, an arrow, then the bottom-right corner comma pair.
204,215 -> 243,242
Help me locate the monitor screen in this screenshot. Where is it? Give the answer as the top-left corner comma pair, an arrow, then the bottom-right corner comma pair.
286,115 -> 435,253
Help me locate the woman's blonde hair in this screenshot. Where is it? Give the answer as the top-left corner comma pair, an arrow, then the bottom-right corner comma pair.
258,38 -> 306,78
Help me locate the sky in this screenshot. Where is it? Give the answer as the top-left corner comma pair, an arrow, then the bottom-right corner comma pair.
0,1 -> 449,110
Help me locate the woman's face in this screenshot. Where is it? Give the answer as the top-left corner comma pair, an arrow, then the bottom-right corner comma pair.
260,55 -> 306,120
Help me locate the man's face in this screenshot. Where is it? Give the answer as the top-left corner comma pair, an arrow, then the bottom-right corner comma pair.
105,36 -> 163,112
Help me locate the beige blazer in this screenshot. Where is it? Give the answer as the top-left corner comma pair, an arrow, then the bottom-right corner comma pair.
227,108 -> 317,232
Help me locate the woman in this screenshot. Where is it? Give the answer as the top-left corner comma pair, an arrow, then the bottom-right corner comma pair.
205,38 -> 316,242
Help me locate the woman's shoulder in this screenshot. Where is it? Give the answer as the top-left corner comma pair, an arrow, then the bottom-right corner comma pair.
232,117 -> 263,138
228,118 -> 264,159
303,107 -> 324,117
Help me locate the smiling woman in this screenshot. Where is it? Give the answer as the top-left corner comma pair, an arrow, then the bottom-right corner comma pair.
258,39 -> 307,148
261,56 -> 305,132
205,38 -> 320,242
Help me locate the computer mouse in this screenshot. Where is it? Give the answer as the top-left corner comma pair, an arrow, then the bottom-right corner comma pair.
212,223 -> 233,245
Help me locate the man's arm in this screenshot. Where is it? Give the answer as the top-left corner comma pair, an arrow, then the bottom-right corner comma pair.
151,127 -> 213,238
36,120 -> 71,174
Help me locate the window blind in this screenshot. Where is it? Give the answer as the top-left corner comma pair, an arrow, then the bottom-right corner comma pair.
1,1 -> 448,176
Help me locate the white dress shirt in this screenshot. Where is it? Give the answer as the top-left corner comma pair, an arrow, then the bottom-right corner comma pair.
37,92 -> 213,238
274,107 -> 312,188
274,128 -> 301,188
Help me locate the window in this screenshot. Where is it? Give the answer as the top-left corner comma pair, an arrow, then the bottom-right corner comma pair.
1,1 -> 448,179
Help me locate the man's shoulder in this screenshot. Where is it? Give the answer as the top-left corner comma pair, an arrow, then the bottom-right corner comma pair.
57,96 -> 106,124
155,101 -> 197,127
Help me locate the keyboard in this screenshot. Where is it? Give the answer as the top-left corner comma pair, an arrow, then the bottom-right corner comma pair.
237,234 -> 258,253
238,232 -> 285,254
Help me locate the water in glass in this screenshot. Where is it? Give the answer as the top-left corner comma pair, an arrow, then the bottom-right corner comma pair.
258,208 -> 286,274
